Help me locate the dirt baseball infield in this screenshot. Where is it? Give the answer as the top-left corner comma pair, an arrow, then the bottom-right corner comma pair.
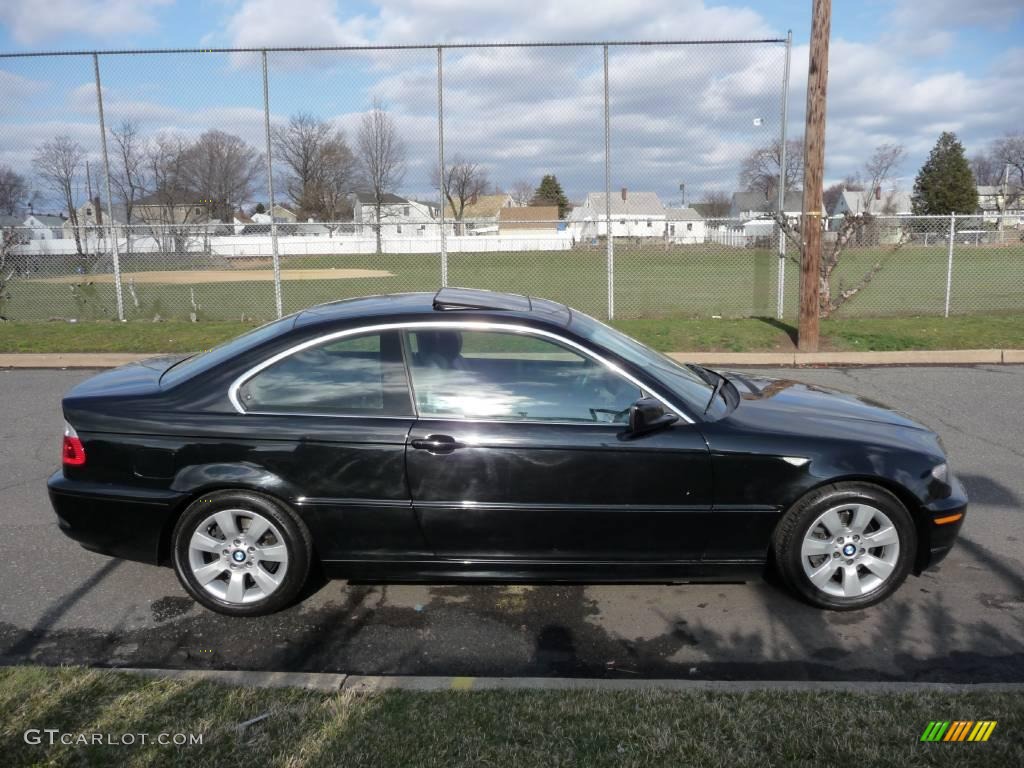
35,268 -> 394,285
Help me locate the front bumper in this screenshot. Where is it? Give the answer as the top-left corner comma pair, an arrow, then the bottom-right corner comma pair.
918,474 -> 968,572
48,471 -> 187,565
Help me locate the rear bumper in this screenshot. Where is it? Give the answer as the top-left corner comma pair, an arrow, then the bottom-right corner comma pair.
47,471 -> 187,565
918,475 -> 968,572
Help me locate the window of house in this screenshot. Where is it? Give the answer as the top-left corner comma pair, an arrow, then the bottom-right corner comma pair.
686,223 -> 693,231
646,219 -> 652,227
403,206 -> 410,216
396,224 -> 403,234
237,332 -> 412,416
404,329 -> 642,424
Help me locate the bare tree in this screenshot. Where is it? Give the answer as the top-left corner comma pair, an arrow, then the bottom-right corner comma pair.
432,155 -> 488,235
970,151 -> 1003,186
858,143 -> 906,213
271,113 -> 358,226
144,133 -> 203,252
991,132 -> 1024,187
0,165 -> 28,215
739,136 -> 804,201
32,136 -> 86,259
109,120 -> 148,222
780,142 -> 907,318
696,190 -> 731,218
181,130 -> 262,222
510,180 -> 534,207
356,98 -> 407,254
989,132 -> 1024,214
108,119 -> 148,253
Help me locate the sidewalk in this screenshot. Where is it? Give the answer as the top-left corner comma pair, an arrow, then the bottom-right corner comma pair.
1,349 -> 1021,369
113,666 -> 1024,693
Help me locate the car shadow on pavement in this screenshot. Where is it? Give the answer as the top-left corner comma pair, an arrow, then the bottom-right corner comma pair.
2,527 -> 1022,682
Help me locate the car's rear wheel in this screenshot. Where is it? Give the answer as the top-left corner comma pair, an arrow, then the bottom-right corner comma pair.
172,490 -> 312,616
773,482 -> 916,610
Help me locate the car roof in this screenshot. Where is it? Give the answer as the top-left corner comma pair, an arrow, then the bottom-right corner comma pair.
293,288 -> 572,328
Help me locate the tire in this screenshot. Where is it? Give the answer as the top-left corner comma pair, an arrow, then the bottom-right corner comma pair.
172,490 -> 312,617
772,482 -> 917,610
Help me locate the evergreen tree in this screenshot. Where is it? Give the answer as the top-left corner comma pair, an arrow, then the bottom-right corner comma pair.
532,174 -> 569,219
912,132 -> 977,215
254,202 -> 266,214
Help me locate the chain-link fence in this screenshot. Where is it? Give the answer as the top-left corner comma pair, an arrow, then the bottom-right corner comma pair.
2,41 -> 1022,325
3,214 -> 1021,321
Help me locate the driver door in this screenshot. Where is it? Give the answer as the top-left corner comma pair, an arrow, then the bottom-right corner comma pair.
403,327 -> 712,561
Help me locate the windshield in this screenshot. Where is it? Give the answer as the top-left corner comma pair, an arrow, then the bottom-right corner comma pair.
568,311 -> 714,413
161,314 -> 297,387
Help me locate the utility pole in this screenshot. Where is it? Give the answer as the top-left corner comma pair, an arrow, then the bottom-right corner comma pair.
798,0 -> 831,351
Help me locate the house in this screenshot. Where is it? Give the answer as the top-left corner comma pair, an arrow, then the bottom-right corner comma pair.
730,190 -> 819,220
977,185 -> 1024,225
498,206 -> 558,235
350,192 -> 436,237
232,210 -> 253,235
444,193 -> 514,234
74,197 -> 127,227
829,187 -> 912,219
1,214 -> 25,233
132,189 -> 212,226
664,207 -> 705,244
269,203 -> 298,223
24,214 -> 65,240
566,189 -> 666,240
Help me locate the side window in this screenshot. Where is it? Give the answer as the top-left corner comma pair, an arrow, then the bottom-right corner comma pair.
405,329 -> 642,423
238,331 -> 412,416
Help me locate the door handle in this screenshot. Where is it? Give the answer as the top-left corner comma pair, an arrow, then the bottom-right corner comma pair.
411,435 -> 464,454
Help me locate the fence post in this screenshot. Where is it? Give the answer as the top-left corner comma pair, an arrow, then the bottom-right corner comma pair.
603,44 -> 614,320
437,46 -> 447,287
775,30 -> 793,319
261,50 -> 283,319
944,212 -> 955,317
92,53 -> 124,322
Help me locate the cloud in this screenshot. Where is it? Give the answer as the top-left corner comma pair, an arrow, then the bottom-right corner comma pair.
0,0 -> 173,45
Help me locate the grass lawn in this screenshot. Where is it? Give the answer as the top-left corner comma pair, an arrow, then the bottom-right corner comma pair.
1,666 -> 1021,767
5,243 -> 1022,323
1,314 -> 1023,355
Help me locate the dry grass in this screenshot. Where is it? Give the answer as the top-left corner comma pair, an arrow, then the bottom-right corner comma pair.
1,665 -> 1022,767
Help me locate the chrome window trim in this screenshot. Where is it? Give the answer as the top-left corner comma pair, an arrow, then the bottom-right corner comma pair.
227,320 -> 693,424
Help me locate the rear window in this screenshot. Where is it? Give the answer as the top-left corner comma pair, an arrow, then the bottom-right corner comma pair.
161,315 -> 298,388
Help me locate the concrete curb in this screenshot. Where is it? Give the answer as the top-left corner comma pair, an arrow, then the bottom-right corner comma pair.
105,667 -> 1024,694
0,349 -> 1020,369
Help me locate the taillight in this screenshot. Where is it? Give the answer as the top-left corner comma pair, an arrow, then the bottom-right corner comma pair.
62,422 -> 86,467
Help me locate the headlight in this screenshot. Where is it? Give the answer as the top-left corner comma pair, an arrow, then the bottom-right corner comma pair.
930,463 -> 949,484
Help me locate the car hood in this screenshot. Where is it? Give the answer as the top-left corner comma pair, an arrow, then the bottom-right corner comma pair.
721,370 -> 931,433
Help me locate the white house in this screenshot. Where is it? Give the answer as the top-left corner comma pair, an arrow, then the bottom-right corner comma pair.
977,185 -> 1023,225
24,214 -> 65,240
830,187 -> 912,220
567,189 -> 666,240
350,192 -> 437,237
664,207 -> 705,244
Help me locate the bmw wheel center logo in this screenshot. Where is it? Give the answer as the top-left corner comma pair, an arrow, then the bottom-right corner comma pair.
842,543 -> 857,557
232,550 -> 246,562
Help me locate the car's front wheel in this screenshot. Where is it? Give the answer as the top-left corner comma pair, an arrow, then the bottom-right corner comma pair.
171,490 -> 312,616
773,482 -> 916,610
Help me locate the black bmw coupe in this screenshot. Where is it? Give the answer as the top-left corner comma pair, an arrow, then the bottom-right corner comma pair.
48,288 -> 966,616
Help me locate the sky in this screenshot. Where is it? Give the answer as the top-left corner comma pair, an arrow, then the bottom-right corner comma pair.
1,0 -> 1022,210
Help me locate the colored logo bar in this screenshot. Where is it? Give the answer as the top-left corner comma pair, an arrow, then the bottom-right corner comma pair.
920,721 -> 997,742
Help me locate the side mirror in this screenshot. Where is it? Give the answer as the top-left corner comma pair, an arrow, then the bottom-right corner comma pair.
627,397 -> 679,437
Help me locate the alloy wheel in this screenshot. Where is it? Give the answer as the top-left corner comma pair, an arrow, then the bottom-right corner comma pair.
799,502 -> 901,599
186,508 -> 289,604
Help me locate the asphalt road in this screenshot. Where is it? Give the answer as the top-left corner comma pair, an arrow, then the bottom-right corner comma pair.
1,365 -> 1022,681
